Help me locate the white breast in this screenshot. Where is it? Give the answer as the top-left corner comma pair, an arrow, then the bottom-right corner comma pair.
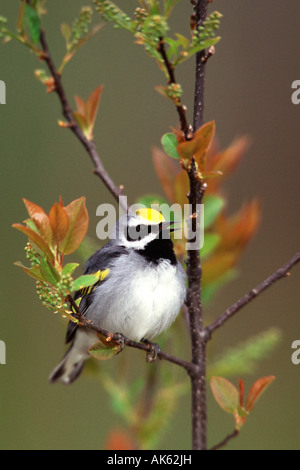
86,255 -> 187,342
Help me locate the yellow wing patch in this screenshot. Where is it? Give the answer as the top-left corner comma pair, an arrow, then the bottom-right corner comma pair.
136,208 -> 165,224
80,268 -> 110,296
95,268 -> 110,282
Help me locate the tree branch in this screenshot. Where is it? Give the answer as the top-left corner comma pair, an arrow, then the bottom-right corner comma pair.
157,38 -> 192,139
39,30 -> 127,211
188,0 -> 210,451
210,429 -> 239,451
193,0 -> 210,131
206,251 -> 300,336
186,159 -> 207,450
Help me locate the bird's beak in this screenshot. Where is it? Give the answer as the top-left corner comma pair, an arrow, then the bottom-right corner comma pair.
159,221 -> 181,233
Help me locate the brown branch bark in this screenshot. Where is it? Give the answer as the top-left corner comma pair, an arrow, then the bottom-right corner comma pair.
186,159 -> 207,450
39,30 -> 127,212
206,251 -> 300,336
157,38 -> 191,139
188,0 -> 210,451
210,429 -> 239,451
193,0 -> 210,132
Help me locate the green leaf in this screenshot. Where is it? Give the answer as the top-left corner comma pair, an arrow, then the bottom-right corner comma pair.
210,376 -> 240,414
201,233 -> 220,258
89,339 -> 121,361
72,274 -> 99,291
94,0 -> 134,32
164,37 -> 180,61
164,0 -> 181,17
62,263 -> 79,277
12,223 -> 55,263
24,4 -> 41,45
186,37 -> 220,58
23,218 -> 40,235
208,328 -> 282,379
61,23 -> 71,48
175,33 -> 190,50
161,133 -> 180,159
39,257 -> 61,286
74,236 -> 100,263
204,194 -> 225,229
148,0 -> 160,15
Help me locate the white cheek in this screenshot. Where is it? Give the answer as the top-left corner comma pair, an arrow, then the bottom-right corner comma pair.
119,233 -> 158,249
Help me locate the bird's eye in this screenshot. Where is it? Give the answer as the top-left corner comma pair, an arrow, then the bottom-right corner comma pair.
126,224 -> 155,242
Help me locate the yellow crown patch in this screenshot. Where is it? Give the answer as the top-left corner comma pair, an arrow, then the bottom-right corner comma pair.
136,208 -> 165,224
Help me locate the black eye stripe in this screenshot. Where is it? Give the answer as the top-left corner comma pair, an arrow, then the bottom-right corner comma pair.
126,224 -> 159,242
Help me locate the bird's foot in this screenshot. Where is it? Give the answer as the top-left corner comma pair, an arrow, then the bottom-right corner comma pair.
106,332 -> 126,353
141,338 -> 161,363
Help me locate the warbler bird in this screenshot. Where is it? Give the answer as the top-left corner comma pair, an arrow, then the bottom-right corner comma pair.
49,208 -> 187,385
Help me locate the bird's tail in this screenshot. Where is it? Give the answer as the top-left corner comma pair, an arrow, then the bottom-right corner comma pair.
49,328 -> 98,385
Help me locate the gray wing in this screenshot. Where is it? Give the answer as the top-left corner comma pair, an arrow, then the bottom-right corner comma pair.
66,243 -> 129,343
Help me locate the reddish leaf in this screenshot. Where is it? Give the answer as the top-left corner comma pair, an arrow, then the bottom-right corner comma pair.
246,376 -> 275,413
155,85 -> 174,103
14,261 -> 45,282
215,200 -> 261,253
49,202 -> 69,246
74,86 -> 103,141
73,111 -> 89,135
152,146 -> 179,203
238,378 -> 244,408
177,121 -> 215,169
105,428 -> 135,450
207,136 -> 250,177
86,85 -> 103,134
174,170 -> 189,207
202,251 -> 238,286
12,224 -> 54,262
60,197 -> 89,255
22,198 -> 52,244
210,376 -> 240,414
74,95 -> 86,116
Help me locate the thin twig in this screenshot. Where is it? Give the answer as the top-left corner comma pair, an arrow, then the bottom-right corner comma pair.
210,429 -> 239,451
206,251 -> 300,336
66,295 -> 197,375
201,46 -> 216,65
193,0 -> 210,131
157,38 -> 191,139
39,29 -> 127,211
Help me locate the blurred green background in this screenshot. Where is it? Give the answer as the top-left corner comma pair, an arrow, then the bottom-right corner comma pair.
0,0 -> 299,450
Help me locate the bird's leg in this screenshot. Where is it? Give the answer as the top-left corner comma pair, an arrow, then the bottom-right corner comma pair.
141,338 -> 161,363
107,332 -> 126,352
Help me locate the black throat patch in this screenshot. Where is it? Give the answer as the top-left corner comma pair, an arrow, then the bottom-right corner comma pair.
137,238 -> 177,266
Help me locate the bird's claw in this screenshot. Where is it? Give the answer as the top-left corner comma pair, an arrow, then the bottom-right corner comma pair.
142,338 -> 161,363
107,332 -> 126,353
